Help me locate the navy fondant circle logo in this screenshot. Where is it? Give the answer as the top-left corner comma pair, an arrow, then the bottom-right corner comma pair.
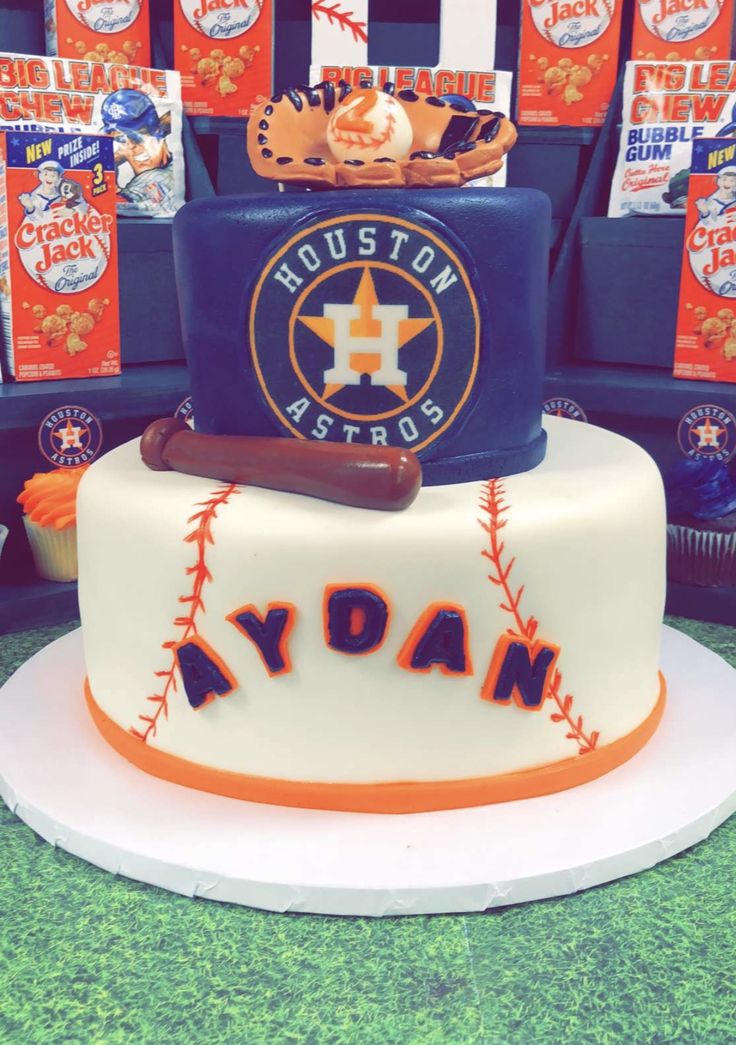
249,212 -> 480,453
677,403 -> 736,462
38,405 -> 103,468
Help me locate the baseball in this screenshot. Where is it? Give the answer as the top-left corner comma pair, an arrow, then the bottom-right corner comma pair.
326,88 -> 414,163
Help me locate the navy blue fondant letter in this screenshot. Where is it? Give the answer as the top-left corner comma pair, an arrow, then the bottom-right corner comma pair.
175,638 -> 234,710
325,585 -> 389,655
493,641 -> 557,709
399,606 -> 470,675
228,603 -> 295,676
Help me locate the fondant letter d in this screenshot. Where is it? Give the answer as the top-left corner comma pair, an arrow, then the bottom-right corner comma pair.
324,584 -> 390,655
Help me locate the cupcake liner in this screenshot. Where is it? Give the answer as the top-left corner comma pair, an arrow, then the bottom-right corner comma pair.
23,516 -> 78,583
667,523 -> 736,587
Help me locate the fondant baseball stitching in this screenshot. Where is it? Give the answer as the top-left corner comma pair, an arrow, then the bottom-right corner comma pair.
129,483 -> 239,743
479,479 -> 600,755
311,0 -> 368,43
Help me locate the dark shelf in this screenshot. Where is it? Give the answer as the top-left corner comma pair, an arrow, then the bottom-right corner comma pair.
666,583 -> 736,628
545,363 -> 736,420
0,363 -> 189,432
0,579 -> 79,634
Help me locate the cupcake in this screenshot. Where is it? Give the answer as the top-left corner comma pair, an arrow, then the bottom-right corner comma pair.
17,466 -> 88,582
665,458 -> 736,587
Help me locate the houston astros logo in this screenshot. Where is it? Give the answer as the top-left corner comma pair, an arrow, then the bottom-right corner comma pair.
38,405 -> 103,467
677,403 -> 736,462
249,212 -> 481,453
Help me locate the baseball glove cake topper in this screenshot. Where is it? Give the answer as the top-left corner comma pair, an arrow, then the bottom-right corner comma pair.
247,81 -> 517,189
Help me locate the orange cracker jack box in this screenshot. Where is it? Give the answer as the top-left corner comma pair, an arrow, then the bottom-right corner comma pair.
675,137 -> 736,382
44,0 -> 151,68
309,0 -> 511,186
517,0 -> 624,127
0,130 -> 120,382
632,0 -> 734,64
174,0 -> 273,118
0,52 -> 184,219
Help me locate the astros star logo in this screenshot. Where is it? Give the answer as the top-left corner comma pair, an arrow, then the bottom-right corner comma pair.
297,267 -> 434,404
54,418 -> 88,452
693,416 -> 725,449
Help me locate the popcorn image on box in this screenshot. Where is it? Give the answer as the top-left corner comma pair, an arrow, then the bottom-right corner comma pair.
675,137 -> 736,383
44,0 -> 151,68
0,130 -> 120,382
516,0 -> 624,127
0,52 -> 185,219
309,0 -> 510,186
631,0 -> 734,64
610,61 -> 736,217
174,0 -> 273,118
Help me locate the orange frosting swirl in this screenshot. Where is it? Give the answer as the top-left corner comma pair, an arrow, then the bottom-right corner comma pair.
17,466 -> 89,531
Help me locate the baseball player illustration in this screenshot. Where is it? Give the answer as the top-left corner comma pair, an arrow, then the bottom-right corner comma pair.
695,166 -> 736,224
101,89 -> 175,214
18,160 -> 64,220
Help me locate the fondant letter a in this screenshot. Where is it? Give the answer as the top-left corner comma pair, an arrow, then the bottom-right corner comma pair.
175,637 -> 234,710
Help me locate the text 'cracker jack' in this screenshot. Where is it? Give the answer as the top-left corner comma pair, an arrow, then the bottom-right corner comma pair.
675,137 -> 736,383
0,130 -> 120,382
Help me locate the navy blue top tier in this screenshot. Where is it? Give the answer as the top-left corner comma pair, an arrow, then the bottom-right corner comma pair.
173,187 -> 550,485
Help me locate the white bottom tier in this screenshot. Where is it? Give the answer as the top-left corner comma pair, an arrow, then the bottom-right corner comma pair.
0,627 -> 733,915
77,415 -> 667,811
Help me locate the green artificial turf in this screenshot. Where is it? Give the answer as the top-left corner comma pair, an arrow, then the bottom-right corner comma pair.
0,618 -> 734,1044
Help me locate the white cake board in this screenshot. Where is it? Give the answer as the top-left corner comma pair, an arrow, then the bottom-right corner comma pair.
0,626 -> 734,917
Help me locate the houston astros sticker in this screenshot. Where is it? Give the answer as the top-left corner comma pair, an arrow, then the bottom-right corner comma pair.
249,212 -> 481,452
677,403 -> 736,462
38,405 -> 103,467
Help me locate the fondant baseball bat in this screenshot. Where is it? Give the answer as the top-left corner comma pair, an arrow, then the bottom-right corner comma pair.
140,418 -> 422,511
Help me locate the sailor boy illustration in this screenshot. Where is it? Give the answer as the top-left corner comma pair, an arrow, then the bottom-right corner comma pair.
695,166 -> 736,225
18,160 -> 64,221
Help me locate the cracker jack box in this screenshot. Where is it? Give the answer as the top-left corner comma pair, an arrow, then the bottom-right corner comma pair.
516,0 -> 624,127
44,0 -> 151,69
309,0 -> 511,186
631,0 -> 734,64
174,0 -> 273,118
0,52 -> 184,220
0,130 -> 120,382
610,61 -> 736,217
674,137 -> 736,382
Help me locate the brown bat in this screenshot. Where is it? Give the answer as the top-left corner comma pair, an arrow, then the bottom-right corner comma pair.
140,418 -> 422,511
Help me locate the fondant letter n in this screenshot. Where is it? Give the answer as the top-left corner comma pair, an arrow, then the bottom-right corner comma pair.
482,634 -> 559,710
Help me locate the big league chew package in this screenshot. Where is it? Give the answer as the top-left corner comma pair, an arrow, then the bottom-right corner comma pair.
674,137 -> 736,383
0,130 -> 120,382
0,52 -> 184,219
610,61 -> 736,217
517,0 -> 624,127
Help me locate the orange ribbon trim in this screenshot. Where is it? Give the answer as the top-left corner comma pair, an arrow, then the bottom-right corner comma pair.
85,675 -> 666,814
